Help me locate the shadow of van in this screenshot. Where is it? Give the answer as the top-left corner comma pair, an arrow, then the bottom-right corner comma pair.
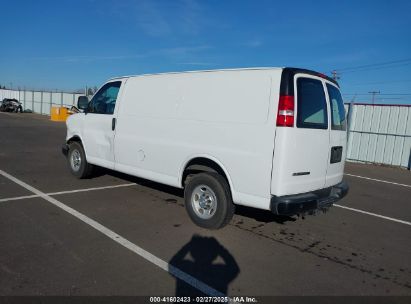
170,235 -> 239,296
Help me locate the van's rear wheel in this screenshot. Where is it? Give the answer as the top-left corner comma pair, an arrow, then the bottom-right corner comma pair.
67,142 -> 94,179
184,172 -> 234,229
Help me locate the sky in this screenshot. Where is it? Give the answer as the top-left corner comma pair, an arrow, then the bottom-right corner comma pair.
1,0 -> 411,104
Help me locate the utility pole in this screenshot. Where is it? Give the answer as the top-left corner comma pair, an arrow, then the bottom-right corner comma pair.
368,91 -> 380,105
331,70 -> 340,81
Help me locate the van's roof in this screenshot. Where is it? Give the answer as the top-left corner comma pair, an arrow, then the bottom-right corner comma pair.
109,67 -> 339,87
109,67 -> 283,81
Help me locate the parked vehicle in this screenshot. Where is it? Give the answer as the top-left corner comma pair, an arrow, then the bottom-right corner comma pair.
62,67 -> 349,229
0,98 -> 23,113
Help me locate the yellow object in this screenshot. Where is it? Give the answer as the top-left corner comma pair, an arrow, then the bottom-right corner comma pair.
51,107 -> 71,122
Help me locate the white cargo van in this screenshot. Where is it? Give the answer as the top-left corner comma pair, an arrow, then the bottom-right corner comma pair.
63,68 -> 348,229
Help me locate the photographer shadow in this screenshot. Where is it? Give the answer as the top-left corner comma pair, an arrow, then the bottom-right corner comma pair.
170,235 -> 240,296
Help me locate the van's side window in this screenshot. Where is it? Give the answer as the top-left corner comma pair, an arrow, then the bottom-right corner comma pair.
89,81 -> 121,115
296,78 -> 328,129
326,84 -> 346,131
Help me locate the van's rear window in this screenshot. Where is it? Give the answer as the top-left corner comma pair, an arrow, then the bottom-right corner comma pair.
296,78 -> 328,129
327,84 -> 347,131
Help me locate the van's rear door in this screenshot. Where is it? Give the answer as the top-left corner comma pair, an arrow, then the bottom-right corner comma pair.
324,82 -> 347,187
271,72 -> 330,196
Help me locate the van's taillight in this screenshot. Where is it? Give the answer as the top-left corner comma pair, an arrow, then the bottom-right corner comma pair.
276,95 -> 294,127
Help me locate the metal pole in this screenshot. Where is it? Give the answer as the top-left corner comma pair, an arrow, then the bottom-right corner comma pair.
399,106 -> 409,168
346,101 -> 354,143
369,91 -> 380,105
32,91 -> 34,112
331,70 -> 340,81
49,91 -> 52,115
40,91 -> 43,115
61,92 -> 63,107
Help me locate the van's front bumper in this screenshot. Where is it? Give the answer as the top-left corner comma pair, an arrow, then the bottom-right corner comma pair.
270,181 -> 349,216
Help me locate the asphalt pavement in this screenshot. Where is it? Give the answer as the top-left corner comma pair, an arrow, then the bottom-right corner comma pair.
0,112 -> 410,300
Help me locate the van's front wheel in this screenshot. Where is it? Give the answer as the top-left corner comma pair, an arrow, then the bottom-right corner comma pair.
184,173 -> 234,229
67,142 -> 94,179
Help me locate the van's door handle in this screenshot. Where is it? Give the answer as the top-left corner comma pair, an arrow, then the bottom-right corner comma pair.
112,118 -> 116,131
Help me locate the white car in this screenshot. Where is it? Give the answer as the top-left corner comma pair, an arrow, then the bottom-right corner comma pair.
63,67 -> 348,229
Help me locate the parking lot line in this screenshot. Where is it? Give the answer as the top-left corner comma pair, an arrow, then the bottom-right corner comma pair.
0,194 -> 38,203
345,173 -> 411,188
0,169 -> 225,297
0,183 -> 136,203
334,204 -> 411,226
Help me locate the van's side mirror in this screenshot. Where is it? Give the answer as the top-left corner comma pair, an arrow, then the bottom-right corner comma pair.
77,96 -> 89,111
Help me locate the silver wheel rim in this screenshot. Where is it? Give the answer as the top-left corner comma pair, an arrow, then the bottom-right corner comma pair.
191,185 -> 218,220
70,149 -> 81,172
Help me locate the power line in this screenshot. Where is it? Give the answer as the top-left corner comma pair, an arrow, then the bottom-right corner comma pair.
376,97 -> 404,100
341,62 -> 411,74
336,58 -> 411,72
343,79 -> 411,86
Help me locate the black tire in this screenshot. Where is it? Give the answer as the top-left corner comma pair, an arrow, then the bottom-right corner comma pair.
67,142 -> 94,179
184,172 -> 235,229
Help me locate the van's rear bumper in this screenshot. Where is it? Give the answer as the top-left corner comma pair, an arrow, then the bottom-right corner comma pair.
270,181 -> 349,215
